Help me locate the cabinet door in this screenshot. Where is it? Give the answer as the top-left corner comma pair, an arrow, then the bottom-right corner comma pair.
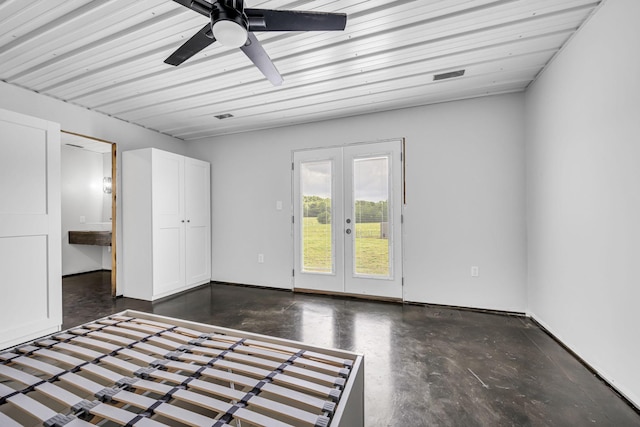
185,158 -> 211,286
0,109 -> 61,349
152,150 -> 186,296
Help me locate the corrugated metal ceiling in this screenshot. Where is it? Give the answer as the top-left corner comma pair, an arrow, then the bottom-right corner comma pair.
0,0 -> 600,140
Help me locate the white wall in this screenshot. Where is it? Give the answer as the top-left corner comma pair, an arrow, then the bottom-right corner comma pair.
526,0 -> 640,407
61,145 -> 105,275
189,93 -> 527,312
0,81 -> 187,294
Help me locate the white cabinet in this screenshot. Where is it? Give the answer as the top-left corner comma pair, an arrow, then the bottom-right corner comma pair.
0,108 -> 62,350
122,148 -> 210,301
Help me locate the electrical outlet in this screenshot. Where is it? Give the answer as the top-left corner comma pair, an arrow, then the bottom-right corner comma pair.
258,254 -> 264,263
471,266 -> 479,277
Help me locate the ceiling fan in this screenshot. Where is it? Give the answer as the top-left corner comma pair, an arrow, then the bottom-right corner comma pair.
165,0 -> 347,86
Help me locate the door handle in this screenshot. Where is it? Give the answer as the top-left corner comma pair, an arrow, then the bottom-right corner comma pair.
346,229 -> 352,234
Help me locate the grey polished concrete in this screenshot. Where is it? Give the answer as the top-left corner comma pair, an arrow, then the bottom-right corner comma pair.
63,272 -> 640,426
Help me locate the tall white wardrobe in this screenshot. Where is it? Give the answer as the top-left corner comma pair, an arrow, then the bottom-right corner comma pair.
122,148 -> 211,301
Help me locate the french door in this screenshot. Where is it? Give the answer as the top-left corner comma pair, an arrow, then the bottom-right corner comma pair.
293,140 -> 403,299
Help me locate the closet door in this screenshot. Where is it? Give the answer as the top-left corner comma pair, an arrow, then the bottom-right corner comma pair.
184,158 -> 211,286
0,109 -> 61,349
151,150 -> 186,297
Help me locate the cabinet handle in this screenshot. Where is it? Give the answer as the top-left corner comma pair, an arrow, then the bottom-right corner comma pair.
187,220 -> 190,223
181,220 -> 185,223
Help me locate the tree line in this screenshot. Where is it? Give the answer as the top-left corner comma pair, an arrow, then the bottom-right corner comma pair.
303,196 -> 387,224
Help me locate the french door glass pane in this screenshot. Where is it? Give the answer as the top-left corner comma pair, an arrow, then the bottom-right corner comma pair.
353,156 -> 390,277
301,160 -> 333,273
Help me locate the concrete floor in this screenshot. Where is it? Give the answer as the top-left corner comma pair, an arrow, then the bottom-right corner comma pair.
63,271 -> 640,426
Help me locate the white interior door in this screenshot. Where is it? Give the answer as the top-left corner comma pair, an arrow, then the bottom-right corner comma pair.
0,108 -> 62,349
293,140 -> 403,299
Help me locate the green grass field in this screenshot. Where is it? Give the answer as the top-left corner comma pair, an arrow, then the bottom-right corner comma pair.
302,217 -> 389,276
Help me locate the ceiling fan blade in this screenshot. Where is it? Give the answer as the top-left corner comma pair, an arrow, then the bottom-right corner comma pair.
165,24 -> 215,66
245,9 -> 347,32
172,0 -> 211,17
171,0 -> 194,8
240,32 -> 283,86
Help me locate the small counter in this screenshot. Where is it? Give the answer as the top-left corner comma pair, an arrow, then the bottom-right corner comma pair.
68,230 -> 111,246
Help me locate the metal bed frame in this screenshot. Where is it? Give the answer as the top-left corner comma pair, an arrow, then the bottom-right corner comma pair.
0,311 -> 364,427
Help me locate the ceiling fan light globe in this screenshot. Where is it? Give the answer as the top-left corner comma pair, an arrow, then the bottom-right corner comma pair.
213,20 -> 248,48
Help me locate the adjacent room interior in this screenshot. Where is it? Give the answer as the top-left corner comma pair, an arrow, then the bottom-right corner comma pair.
0,0 -> 638,425
60,131 -> 116,296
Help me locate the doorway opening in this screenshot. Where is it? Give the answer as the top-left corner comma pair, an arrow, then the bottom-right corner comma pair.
292,139 -> 404,300
60,130 -> 117,297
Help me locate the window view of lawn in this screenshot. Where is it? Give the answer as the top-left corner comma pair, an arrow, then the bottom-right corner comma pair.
302,216 -> 333,273
300,155 -> 391,277
302,215 -> 390,276
354,221 -> 390,276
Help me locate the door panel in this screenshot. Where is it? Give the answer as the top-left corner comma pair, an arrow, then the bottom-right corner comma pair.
343,142 -> 403,299
0,109 -> 61,350
154,228 -> 183,295
293,148 -> 344,293
293,140 -> 403,299
152,150 -> 185,294
0,124 -> 47,215
185,158 -> 211,285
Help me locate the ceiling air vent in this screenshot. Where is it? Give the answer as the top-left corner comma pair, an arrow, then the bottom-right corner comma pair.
214,113 -> 234,120
433,69 -> 465,81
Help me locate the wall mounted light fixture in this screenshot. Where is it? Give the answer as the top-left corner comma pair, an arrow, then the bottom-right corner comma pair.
103,177 -> 112,194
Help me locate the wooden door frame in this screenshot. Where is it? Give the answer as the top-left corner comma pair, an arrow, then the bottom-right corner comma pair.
61,130 -> 118,297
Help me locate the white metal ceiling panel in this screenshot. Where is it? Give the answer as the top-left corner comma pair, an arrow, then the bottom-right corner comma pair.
105,27 -> 574,122
0,0 -> 601,139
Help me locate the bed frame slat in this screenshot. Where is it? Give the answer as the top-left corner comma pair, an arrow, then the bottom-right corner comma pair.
0,412 -> 23,427
6,393 -> 57,421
